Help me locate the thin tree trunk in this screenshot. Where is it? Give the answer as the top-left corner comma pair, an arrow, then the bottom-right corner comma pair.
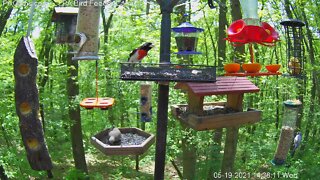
38,18 -> 54,132
66,46 -> 88,173
229,0 -> 245,63
0,165 -> 8,180
283,0 -> 293,19
300,9 -> 316,151
218,0 -> 227,67
0,1 -> 15,36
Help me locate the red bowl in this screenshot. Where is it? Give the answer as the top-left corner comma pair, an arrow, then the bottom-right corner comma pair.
224,63 -> 241,73
265,64 -> 281,73
242,63 -> 262,73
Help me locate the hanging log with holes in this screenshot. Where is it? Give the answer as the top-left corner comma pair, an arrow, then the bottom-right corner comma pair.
14,37 -> 53,171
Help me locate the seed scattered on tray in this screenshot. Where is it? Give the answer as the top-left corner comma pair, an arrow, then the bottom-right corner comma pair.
105,133 -> 147,146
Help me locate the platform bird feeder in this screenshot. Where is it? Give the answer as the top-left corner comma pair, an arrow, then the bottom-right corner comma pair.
51,7 -> 78,44
172,21 -> 204,55
72,0 -> 102,60
273,99 -> 302,165
91,127 -> 155,156
280,19 -> 305,77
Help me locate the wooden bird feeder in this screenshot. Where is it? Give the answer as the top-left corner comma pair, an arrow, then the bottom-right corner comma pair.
91,127 -> 155,156
173,77 -> 261,130
51,7 -> 78,44
171,102 -> 261,130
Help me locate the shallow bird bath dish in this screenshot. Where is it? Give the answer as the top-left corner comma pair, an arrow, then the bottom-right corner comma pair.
91,127 -> 155,156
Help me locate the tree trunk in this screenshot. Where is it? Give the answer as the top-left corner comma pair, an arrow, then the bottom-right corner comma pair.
0,2 -> 15,36
229,0 -> 245,63
66,46 -> 88,173
300,9 -> 316,151
218,0 -> 227,67
38,18 -> 54,132
283,0 -> 293,19
0,165 -> 8,180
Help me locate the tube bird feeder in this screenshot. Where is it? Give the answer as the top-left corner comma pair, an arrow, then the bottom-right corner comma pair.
72,0 -> 102,60
280,19 -> 305,77
273,99 -> 302,165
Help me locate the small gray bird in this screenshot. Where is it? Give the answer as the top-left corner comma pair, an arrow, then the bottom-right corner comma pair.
108,127 -> 121,145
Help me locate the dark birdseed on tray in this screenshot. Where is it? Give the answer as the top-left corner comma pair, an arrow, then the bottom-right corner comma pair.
177,105 -> 237,117
104,133 -> 147,146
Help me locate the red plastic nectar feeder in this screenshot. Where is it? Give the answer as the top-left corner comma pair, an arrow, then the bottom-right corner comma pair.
224,0 -> 281,77
226,19 -> 279,46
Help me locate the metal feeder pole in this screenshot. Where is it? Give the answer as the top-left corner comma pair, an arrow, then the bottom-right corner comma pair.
154,0 -> 177,179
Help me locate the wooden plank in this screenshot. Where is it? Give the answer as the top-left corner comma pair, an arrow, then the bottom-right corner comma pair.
175,77 -> 260,96
171,105 -> 261,130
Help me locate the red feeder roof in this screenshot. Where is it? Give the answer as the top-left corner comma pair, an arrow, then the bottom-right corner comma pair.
175,77 -> 260,97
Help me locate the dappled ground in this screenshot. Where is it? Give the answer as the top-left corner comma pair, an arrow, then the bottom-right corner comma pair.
34,148 -> 180,179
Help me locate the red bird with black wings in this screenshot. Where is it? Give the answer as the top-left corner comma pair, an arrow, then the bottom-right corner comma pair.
128,42 -> 154,63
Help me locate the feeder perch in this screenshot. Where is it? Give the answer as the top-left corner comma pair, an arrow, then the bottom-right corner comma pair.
273,99 -> 302,165
51,7 -> 78,44
80,97 -> 114,110
120,63 -> 216,82
91,127 -> 155,156
280,19 -> 305,77
72,0 -> 102,60
172,21 -> 204,55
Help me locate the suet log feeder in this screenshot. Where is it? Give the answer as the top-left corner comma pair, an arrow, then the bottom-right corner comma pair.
273,99 -> 302,165
172,21 -> 204,55
72,0 -> 102,60
280,19 -> 305,77
51,7 -> 78,44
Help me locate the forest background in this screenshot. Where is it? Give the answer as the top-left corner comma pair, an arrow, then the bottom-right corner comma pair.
0,0 -> 319,179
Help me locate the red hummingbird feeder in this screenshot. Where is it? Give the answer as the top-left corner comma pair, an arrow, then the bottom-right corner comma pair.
224,0 -> 281,77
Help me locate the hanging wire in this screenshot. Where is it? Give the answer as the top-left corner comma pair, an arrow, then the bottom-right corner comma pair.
27,0 -> 36,37
96,60 -> 99,99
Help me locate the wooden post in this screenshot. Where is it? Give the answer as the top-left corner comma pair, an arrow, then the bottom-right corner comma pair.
14,37 -> 53,171
221,93 -> 243,179
182,92 -> 202,179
